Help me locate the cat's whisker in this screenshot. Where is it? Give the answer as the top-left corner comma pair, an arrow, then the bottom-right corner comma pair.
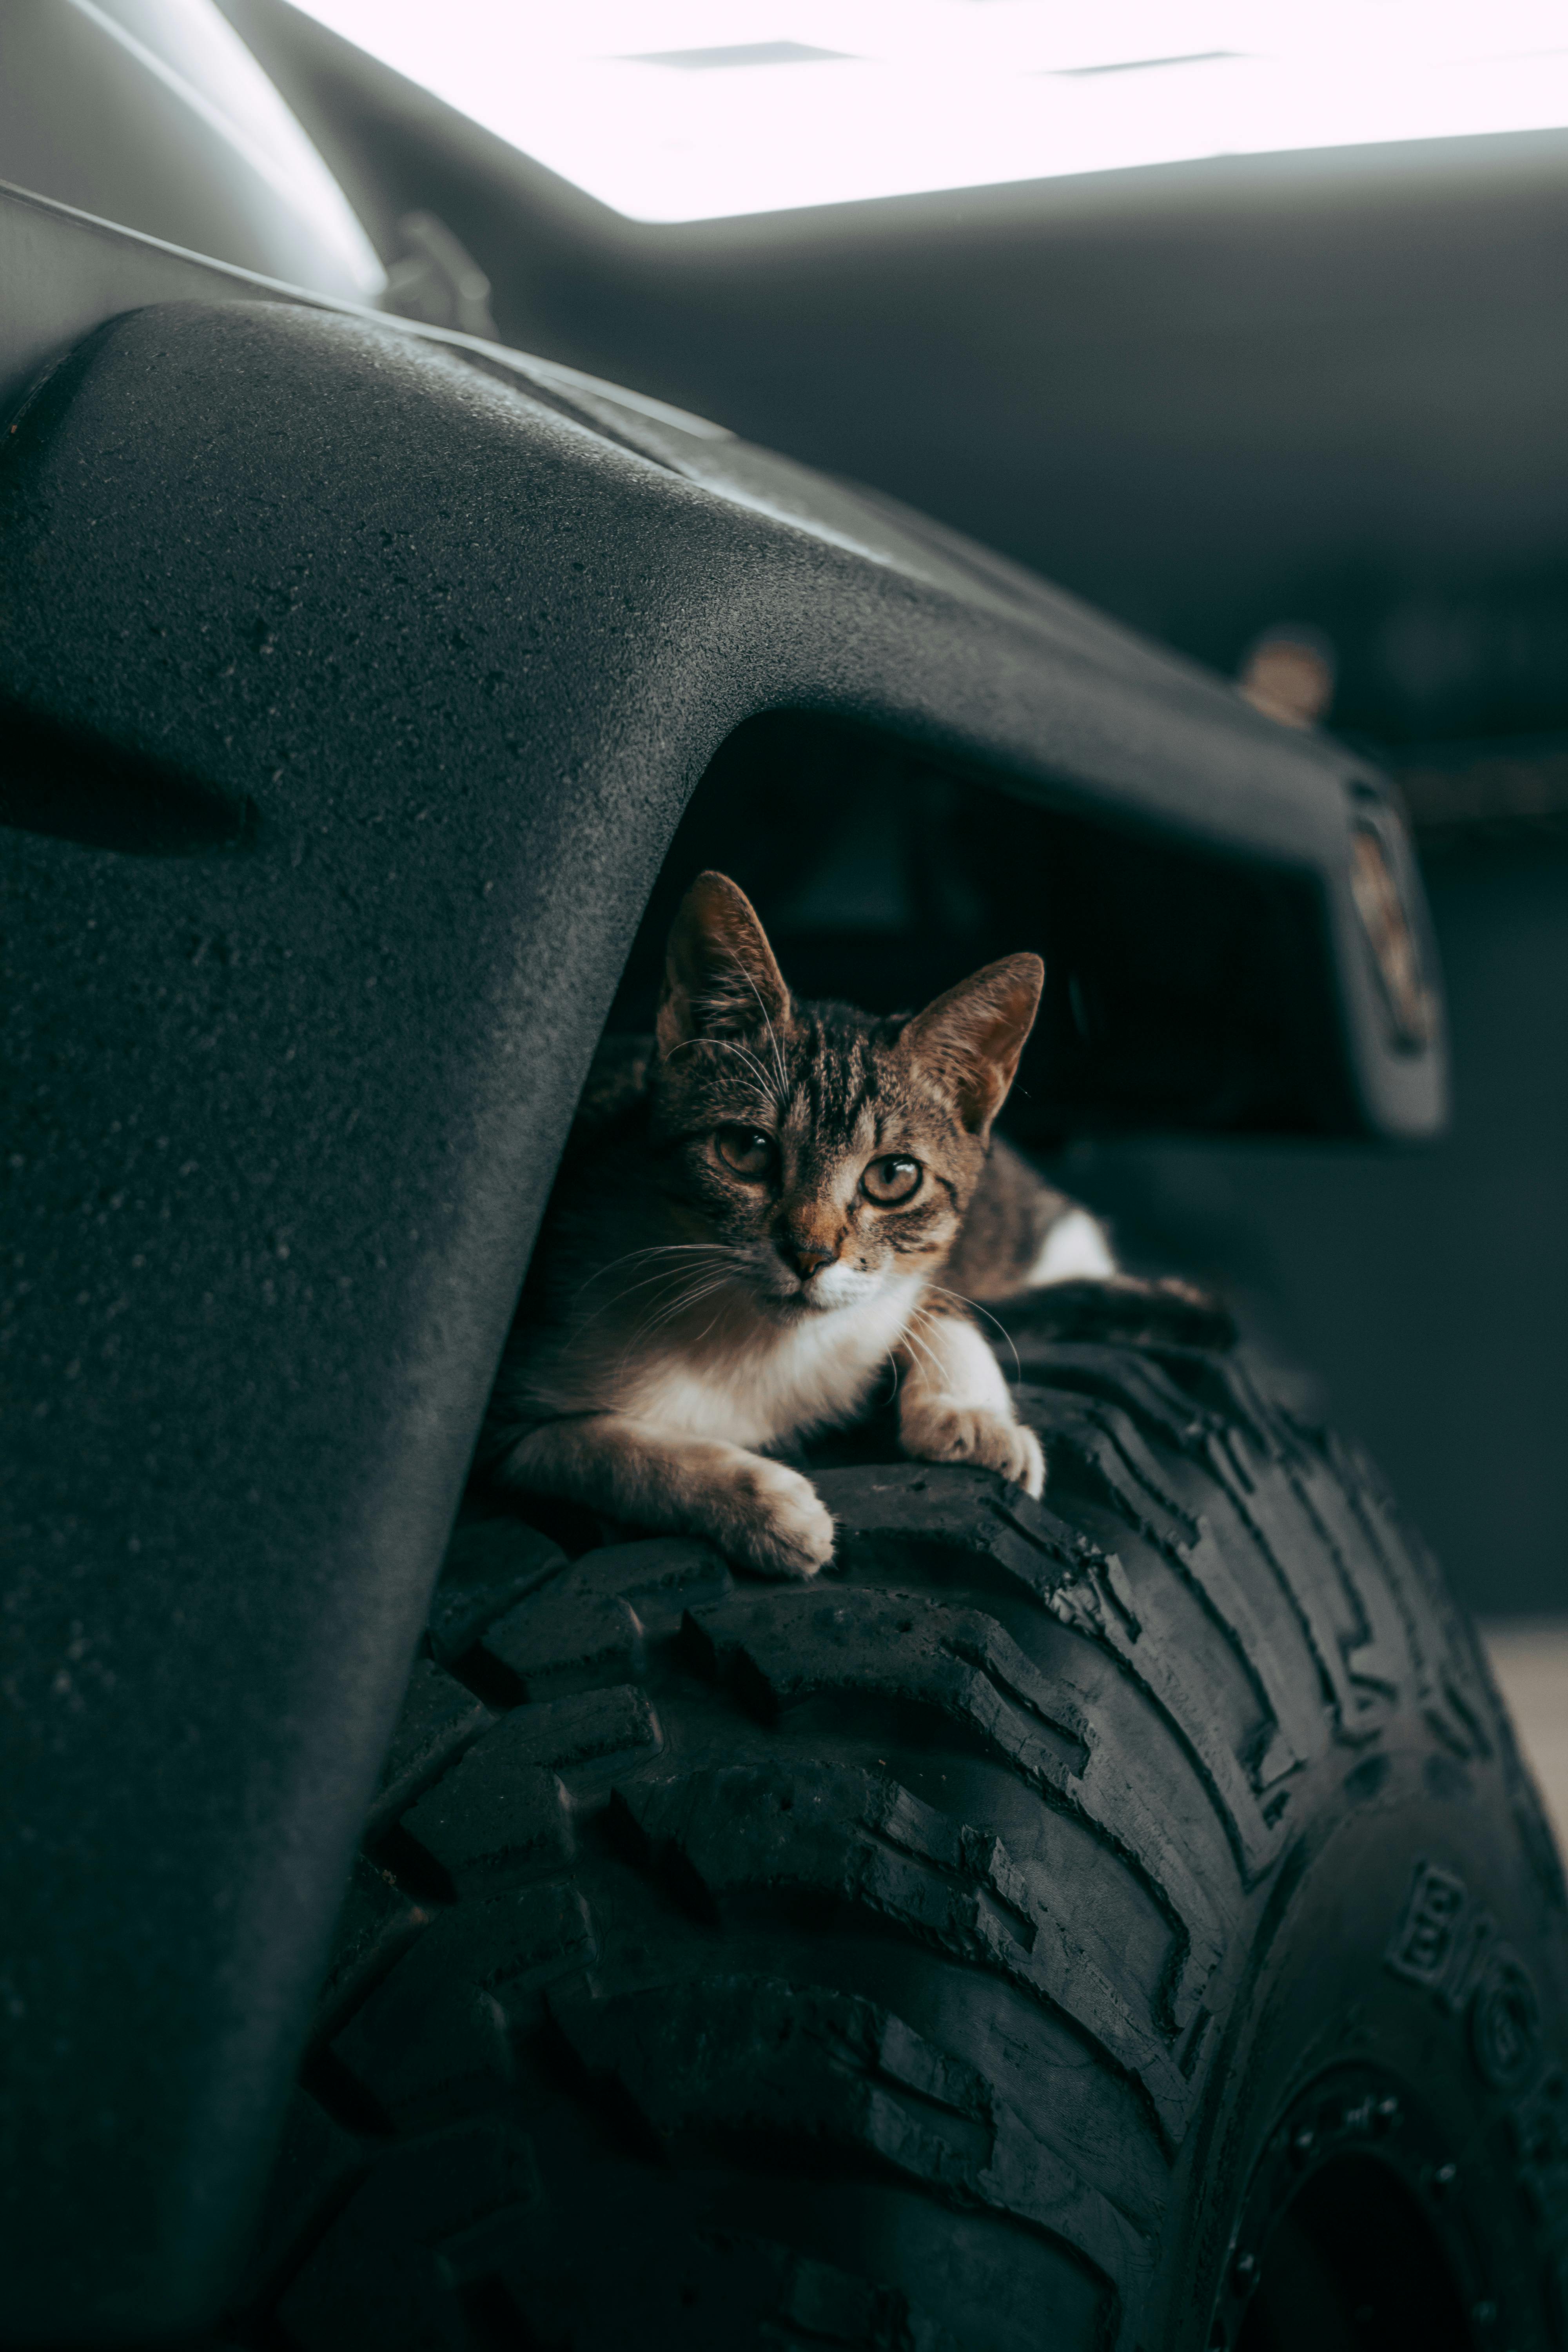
605,1263 -> 732,1313
662,1034 -> 779,1109
926,1283 -> 1023,1387
571,1250 -> 738,1334
612,1272 -> 742,1378
636,1271 -> 739,1338
687,1300 -> 737,1350
637,1280 -> 720,1331
571,1254 -> 706,1316
717,946 -> 791,1105
576,1241 -> 735,1300
574,1248 -> 733,1307
898,1318 -> 946,1391
610,1249 -> 735,1284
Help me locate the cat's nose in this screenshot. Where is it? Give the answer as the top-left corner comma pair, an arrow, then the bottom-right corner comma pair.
782,1238 -> 837,1279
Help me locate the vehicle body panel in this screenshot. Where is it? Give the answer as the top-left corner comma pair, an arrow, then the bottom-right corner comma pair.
0,181 -> 1445,2338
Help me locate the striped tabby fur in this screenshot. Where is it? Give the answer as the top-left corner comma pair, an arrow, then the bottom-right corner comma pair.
483,872 -> 1113,1578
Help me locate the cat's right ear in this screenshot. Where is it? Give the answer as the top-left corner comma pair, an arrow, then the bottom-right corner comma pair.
656,871 -> 792,1058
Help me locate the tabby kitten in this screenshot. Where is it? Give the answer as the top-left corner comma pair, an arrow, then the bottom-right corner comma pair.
481,871 -> 1115,1579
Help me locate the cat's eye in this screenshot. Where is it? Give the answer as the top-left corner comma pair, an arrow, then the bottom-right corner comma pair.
862,1154 -> 922,1205
715,1124 -> 777,1179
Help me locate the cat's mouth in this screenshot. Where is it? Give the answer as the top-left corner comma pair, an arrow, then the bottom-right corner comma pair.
747,1282 -> 822,1320
753,1267 -> 874,1319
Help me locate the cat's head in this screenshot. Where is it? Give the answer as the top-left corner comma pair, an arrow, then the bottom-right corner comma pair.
649,870 -> 1042,1319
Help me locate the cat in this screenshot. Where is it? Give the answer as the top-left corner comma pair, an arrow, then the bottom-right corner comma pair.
480,870 -> 1118,1580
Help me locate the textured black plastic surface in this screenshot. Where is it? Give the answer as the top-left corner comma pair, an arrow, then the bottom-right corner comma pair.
0,299 -> 727,2337
0,198 -> 1444,2342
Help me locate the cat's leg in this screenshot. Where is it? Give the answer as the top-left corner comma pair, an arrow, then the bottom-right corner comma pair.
495,1414 -> 835,1581
896,1304 -> 1045,1498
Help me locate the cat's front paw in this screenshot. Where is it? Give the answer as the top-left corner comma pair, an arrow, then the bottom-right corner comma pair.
900,1400 -> 1045,1500
717,1457 -> 837,1580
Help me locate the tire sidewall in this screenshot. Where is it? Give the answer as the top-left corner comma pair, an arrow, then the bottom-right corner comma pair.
1163,1739 -> 1568,2350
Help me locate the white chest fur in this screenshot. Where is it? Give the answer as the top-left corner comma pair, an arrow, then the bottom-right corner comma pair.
619,1276 -> 924,1452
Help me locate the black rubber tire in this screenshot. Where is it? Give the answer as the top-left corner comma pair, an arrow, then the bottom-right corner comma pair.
233,1319 -> 1568,2352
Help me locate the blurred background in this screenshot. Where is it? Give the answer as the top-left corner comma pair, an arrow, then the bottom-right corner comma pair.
27,0 -> 1565,1807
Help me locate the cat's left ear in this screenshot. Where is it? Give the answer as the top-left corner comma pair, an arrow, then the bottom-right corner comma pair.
898,953 -> 1043,1136
657,870 -> 792,1057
